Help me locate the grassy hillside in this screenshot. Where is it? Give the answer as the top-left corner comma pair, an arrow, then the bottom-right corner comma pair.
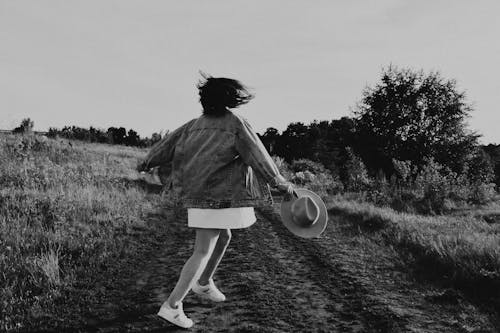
327,197 -> 500,309
0,134 -> 161,331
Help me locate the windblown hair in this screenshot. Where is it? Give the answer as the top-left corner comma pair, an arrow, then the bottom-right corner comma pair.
197,72 -> 254,116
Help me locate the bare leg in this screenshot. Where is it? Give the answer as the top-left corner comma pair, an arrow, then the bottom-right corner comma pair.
166,228 -> 220,308
198,229 -> 231,286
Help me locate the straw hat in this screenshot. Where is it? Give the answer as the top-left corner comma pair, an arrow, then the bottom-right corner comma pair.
280,188 -> 328,238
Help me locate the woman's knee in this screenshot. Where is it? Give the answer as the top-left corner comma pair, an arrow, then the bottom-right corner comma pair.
193,246 -> 211,257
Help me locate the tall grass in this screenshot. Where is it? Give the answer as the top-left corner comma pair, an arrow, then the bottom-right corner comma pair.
328,197 -> 500,305
0,134 -> 158,331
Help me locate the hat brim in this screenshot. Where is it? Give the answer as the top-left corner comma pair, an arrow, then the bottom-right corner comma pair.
280,188 -> 328,238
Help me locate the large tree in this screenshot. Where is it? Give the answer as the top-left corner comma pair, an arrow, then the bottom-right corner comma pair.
279,122 -> 312,162
259,117 -> 358,176
260,127 -> 281,155
354,66 -> 479,175
107,127 -> 127,145
125,129 -> 140,146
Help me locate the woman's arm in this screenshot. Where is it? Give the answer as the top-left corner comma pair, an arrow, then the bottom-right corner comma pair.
234,117 -> 293,192
137,121 -> 190,172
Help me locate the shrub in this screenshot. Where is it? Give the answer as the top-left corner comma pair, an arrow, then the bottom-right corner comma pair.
274,157 -> 343,197
12,118 -> 34,134
413,158 -> 452,214
392,159 -> 413,184
469,182 -> 497,205
290,159 -> 328,174
272,156 -> 294,180
344,147 -> 371,191
367,158 -> 497,214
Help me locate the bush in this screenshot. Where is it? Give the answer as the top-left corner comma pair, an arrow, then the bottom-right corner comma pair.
367,158 -> 497,214
272,156 -> 294,180
275,153 -> 496,214
290,159 -> 328,174
469,182 -> 497,205
344,147 -> 371,191
12,118 -> 34,134
272,157 -> 343,197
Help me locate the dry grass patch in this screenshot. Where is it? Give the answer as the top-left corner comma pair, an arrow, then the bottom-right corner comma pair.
0,134 -> 160,331
327,197 -> 500,306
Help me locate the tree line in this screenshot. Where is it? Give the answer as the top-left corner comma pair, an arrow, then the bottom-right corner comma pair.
10,118 -> 165,147
45,126 -> 164,147
11,66 -> 499,188
259,66 -> 500,187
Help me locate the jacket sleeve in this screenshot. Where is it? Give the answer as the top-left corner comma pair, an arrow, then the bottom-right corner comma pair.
234,117 -> 288,187
142,121 -> 189,170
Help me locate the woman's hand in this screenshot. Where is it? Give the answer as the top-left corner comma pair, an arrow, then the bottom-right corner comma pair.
276,181 -> 294,195
275,174 -> 295,197
278,181 -> 297,202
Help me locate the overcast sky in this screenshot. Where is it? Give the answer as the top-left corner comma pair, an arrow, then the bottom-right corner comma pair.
1,1 -> 499,143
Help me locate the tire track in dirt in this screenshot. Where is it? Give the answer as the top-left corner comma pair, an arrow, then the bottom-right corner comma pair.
257,205 -> 495,333
239,207 -> 406,333
61,203 -> 495,332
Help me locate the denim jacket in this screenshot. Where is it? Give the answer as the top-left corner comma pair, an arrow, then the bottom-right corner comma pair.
141,111 -> 286,208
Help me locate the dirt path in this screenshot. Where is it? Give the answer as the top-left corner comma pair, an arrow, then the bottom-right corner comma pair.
67,204 -> 495,332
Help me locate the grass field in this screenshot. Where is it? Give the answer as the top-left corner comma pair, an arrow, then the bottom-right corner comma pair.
1,134 -> 499,331
0,134 -> 160,331
327,197 -> 500,307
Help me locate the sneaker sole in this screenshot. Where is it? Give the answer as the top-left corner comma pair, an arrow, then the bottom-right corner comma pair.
157,309 -> 193,329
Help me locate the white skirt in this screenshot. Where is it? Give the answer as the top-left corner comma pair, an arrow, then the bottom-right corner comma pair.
187,207 -> 256,229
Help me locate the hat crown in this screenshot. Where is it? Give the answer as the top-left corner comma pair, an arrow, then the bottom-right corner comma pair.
291,196 -> 319,228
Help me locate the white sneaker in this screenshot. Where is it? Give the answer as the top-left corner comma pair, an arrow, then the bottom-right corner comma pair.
157,301 -> 194,329
192,279 -> 226,302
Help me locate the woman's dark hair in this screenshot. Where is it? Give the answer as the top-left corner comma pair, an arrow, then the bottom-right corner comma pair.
197,72 -> 254,116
